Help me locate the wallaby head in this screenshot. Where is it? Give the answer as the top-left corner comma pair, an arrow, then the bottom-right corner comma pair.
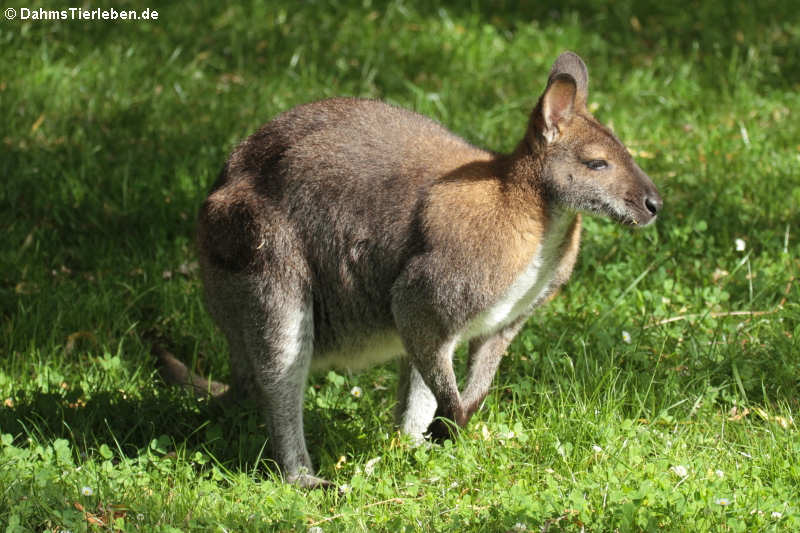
519,51 -> 662,226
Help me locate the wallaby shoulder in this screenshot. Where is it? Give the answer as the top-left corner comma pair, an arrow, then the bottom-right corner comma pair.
401,163 -> 580,333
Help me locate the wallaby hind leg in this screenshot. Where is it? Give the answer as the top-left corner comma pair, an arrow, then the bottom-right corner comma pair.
395,358 -> 438,441
204,267 -> 330,489
242,294 -> 325,488
201,267 -> 262,404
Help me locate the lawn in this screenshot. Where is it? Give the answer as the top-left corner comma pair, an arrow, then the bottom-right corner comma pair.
1,0 -> 799,531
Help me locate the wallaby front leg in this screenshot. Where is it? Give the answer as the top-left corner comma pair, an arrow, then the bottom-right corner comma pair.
404,337 -> 467,440
392,281 -> 466,440
460,317 -> 527,420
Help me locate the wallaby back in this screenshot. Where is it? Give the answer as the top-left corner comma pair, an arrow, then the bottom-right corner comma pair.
182,51 -> 662,488
200,98 -> 517,352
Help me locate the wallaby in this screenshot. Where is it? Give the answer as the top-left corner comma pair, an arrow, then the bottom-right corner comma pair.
160,51 -> 661,489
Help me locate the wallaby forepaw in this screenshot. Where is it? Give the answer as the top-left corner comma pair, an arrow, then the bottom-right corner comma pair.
427,417 -> 459,443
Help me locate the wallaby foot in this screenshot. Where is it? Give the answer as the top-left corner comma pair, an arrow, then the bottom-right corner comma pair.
286,472 -> 336,490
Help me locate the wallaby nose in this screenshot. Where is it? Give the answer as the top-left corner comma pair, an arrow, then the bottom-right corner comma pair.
644,193 -> 662,216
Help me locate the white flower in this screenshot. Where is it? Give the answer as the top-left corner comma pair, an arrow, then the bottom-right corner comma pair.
621,331 -> 632,344
592,445 -> 603,453
714,469 -> 724,479
350,386 -> 362,398
715,497 -> 731,506
670,465 -> 688,477
771,511 -> 783,519
511,523 -> 528,532
80,486 -> 93,496
735,238 -> 746,252
309,527 -> 324,533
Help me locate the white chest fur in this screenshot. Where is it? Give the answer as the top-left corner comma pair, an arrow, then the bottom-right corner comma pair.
465,211 -> 575,339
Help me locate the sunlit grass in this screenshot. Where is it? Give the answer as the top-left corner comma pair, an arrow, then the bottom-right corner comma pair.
1,0 -> 799,530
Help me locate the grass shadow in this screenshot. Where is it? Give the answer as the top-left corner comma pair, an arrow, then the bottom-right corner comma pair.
0,378 -> 392,480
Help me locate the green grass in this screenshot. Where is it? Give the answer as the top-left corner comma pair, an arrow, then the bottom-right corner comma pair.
2,0 -> 799,531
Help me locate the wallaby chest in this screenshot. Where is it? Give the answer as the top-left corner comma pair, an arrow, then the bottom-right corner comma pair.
309,211 -> 578,372
465,210 -> 578,339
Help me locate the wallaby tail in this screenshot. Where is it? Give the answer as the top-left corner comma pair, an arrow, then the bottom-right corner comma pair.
152,343 -> 229,398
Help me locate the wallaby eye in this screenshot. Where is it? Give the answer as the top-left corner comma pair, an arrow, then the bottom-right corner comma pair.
585,159 -> 608,170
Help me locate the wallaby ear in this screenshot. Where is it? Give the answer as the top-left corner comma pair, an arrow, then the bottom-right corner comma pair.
541,73 -> 577,143
549,51 -> 589,107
